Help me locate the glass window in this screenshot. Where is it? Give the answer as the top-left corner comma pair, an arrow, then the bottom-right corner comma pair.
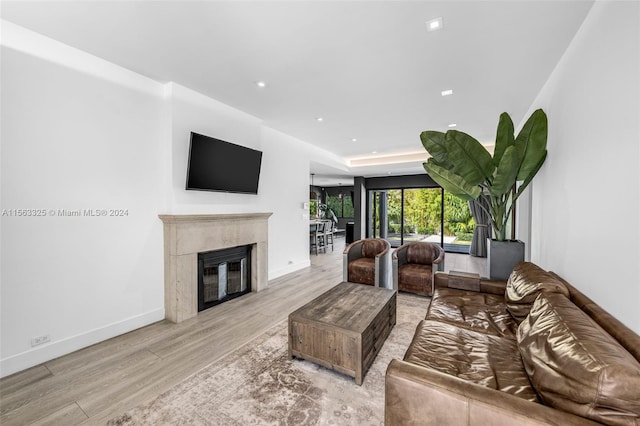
368,187 -> 474,252
309,200 -> 319,218
443,192 -> 475,252
403,188 -> 442,243
327,195 -> 343,217
343,194 -> 354,218
326,193 -> 354,218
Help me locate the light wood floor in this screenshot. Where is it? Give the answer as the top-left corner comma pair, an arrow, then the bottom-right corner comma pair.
0,239 -> 484,425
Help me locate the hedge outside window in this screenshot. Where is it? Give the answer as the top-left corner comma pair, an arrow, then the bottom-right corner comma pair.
327,194 -> 354,218
309,200 -> 318,218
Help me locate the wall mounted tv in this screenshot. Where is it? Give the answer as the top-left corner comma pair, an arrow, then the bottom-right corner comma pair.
186,132 -> 263,194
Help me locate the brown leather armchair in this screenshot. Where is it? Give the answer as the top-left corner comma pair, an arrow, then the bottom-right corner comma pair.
343,238 -> 391,288
392,242 -> 444,296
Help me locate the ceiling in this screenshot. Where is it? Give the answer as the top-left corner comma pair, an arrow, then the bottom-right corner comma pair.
1,1 -> 594,186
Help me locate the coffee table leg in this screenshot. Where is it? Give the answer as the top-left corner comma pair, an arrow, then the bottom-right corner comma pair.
288,319 -> 293,359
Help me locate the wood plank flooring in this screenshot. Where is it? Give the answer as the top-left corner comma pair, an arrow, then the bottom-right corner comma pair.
0,239 -> 484,425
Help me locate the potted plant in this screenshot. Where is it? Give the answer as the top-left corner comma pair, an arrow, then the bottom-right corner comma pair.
420,109 -> 548,279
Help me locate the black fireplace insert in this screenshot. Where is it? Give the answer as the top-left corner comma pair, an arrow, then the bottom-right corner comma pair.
198,245 -> 251,312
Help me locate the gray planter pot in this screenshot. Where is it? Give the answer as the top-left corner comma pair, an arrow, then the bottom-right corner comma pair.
487,239 -> 525,281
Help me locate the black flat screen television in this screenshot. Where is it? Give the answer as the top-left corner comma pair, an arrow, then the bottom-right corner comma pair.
186,132 -> 262,194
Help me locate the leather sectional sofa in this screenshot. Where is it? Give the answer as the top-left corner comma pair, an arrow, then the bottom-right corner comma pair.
385,262 -> 640,425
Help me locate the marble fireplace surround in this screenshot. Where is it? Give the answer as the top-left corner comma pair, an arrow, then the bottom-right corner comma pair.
159,213 -> 272,323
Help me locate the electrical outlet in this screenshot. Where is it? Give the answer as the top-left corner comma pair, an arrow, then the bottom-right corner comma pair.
30,334 -> 51,347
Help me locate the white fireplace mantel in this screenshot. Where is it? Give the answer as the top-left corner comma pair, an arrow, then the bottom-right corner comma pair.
159,213 -> 272,323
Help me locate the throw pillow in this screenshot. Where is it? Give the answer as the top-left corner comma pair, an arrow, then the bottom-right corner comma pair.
504,262 -> 569,323
518,292 -> 640,425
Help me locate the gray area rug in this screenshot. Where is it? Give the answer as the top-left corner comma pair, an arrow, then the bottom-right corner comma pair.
108,293 -> 428,425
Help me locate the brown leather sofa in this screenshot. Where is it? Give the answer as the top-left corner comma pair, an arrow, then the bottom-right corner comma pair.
343,238 -> 391,287
392,242 -> 444,296
385,262 -> 640,425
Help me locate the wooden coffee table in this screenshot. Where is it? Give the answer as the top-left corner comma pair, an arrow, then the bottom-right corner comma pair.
288,282 -> 397,385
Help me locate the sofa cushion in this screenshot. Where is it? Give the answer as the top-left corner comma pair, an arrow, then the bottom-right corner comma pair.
398,264 -> 433,295
348,257 -> 375,286
404,319 -> 539,402
361,239 -> 387,258
428,288 -> 518,338
505,262 -> 569,323
518,292 -> 640,425
406,243 -> 441,265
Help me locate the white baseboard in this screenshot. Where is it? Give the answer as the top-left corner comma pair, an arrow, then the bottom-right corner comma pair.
268,260 -> 310,281
0,308 -> 164,378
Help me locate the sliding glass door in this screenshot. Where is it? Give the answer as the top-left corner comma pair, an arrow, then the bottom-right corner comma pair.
368,187 -> 475,252
369,188 -> 442,248
443,192 -> 476,253
402,188 -> 443,244
369,190 -> 402,246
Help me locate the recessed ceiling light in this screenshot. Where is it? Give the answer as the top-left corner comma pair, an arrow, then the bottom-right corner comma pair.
255,81 -> 266,88
316,117 -> 324,122
441,89 -> 453,96
351,138 -> 357,142
448,123 -> 457,128
426,17 -> 443,32
372,151 -> 377,154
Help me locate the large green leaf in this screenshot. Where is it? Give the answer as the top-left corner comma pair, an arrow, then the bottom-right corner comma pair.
490,145 -> 520,197
420,131 -> 449,166
515,109 -> 548,181
493,112 -> 515,167
515,150 -> 547,200
423,159 -> 481,200
445,130 -> 494,186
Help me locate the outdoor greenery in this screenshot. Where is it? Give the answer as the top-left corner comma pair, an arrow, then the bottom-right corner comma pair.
376,189 -> 475,243
314,188 -> 476,246
326,194 -> 354,218
309,200 -> 318,217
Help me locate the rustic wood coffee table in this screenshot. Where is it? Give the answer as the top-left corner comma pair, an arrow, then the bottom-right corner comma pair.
288,282 -> 397,385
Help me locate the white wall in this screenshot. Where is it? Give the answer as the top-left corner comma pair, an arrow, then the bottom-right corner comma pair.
1,24 -> 167,375
165,82 -> 316,278
0,23 -> 345,376
260,127 -> 314,278
167,83 -> 263,213
529,1 -> 640,332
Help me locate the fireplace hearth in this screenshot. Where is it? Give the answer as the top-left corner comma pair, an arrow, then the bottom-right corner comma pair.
199,245 -> 251,311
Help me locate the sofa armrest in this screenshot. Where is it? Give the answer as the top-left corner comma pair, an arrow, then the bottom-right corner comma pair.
434,272 -> 506,295
385,360 -> 599,426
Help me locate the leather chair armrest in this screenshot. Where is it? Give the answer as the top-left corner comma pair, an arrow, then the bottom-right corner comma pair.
374,240 -> 391,289
432,247 -> 445,266
385,360 -> 599,426
392,245 -> 407,291
392,257 -> 399,291
343,240 -> 365,282
392,245 -> 409,266
433,258 -> 445,274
